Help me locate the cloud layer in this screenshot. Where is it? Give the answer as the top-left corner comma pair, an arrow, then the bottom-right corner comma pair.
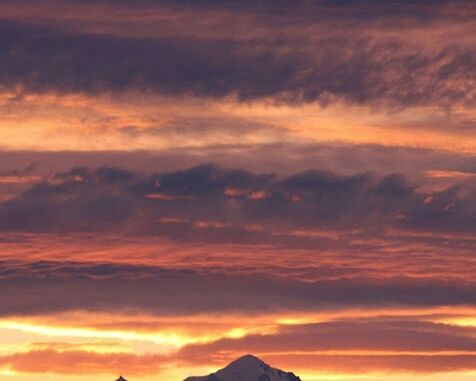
0,1 -> 475,108
1,164 -> 476,239
1,2 -> 476,381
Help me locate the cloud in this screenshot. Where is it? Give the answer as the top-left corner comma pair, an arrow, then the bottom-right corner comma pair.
1,164 -> 476,239
0,259 -> 475,317
252,353 -> 476,374
0,349 -> 167,375
2,319 -> 476,375
0,2 -> 474,108
2,143 -> 476,179
175,319 -> 476,373
179,320 -> 476,358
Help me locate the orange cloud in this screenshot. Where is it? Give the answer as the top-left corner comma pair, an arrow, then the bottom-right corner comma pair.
0,349 -> 167,375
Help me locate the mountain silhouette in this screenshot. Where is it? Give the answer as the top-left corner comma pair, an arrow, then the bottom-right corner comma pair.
115,377 -> 127,381
184,354 -> 301,381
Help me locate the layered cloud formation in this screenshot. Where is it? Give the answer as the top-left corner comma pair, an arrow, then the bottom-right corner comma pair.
0,1 -> 474,108
2,164 -> 476,237
1,1 -> 476,381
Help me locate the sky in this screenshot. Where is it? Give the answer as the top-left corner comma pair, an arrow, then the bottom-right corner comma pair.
1,1 -> 476,380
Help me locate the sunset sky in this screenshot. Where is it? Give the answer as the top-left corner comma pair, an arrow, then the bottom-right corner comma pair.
1,1 -> 476,381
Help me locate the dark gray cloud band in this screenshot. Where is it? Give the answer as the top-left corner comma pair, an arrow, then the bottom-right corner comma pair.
0,3 -> 474,108
1,164 -> 476,238
0,259 -> 475,316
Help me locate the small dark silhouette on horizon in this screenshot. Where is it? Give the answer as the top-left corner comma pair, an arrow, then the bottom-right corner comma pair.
116,377 -> 127,381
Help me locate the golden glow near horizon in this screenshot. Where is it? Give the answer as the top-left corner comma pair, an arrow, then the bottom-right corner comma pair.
0,233 -> 474,379
0,318 -> 278,352
0,306 -> 474,380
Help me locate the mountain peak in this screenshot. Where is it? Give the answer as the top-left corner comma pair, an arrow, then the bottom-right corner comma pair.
229,354 -> 265,367
184,355 -> 300,381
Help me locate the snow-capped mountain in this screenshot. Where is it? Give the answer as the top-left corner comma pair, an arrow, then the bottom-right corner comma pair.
184,354 -> 301,381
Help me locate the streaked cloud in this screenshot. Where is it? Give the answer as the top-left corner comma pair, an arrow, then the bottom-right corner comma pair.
0,1 -> 475,380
